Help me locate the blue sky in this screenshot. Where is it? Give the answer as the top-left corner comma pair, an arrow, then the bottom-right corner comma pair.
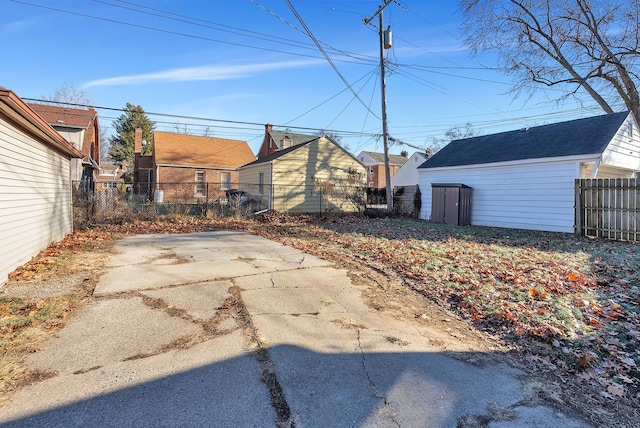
2,0 -> 605,156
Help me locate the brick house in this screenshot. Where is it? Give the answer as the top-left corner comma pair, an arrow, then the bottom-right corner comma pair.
134,130 -> 255,201
256,123 -> 317,159
356,150 -> 409,189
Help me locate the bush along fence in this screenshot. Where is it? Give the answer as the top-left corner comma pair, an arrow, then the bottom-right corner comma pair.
73,181 -> 367,226
575,178 -> 640,241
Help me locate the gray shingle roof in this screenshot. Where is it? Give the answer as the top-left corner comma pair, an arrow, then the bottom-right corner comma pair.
361,151 -> 410,166
270,130 -> 316,149
420,111 -> 630,169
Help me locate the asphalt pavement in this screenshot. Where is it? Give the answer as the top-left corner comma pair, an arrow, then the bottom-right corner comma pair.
0,231 -> 592,427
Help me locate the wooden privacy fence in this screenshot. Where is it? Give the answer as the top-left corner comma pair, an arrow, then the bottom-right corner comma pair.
575,178 -> 640,241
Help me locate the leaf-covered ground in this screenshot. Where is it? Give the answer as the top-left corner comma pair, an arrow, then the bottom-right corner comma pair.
1,214 -> 639,425
249,214 -> 640,425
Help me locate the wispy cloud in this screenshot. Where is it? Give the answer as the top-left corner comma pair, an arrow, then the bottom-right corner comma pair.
1,17 -> 40,35
82,59 -> 320,88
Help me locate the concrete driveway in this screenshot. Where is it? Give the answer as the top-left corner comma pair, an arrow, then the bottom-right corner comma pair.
0,231 -> 591,427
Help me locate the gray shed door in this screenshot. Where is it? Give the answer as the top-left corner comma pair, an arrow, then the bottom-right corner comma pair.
444,187 -> 461,225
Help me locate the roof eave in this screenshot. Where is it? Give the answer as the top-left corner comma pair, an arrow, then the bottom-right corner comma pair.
419,153 -> 601,171
0,89 -> 83,158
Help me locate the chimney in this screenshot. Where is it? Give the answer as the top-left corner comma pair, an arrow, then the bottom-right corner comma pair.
121,160 -> 127,171
134,128 -> 143,154
265,123 -> 273,133
401,150 -> 408,158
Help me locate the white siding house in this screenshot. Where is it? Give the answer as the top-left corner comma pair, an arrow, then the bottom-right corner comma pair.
390,152 -> 429,188
419,112 -> 640,233
0,87 -> 82,285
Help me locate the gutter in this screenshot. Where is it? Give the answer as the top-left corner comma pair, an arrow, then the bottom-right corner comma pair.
420,153 -> 602,172
155,163 -> 237,170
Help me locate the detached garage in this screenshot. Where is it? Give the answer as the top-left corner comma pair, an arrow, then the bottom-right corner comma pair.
0,87 -> 82,285
418,112 -> 640,233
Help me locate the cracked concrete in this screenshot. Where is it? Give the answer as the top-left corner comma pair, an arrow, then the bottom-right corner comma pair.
0,232 -> 593,427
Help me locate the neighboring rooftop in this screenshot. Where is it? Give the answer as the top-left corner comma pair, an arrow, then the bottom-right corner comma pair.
27,103 -> 97,129
359,151 -> 410,166
153,131 -> 255,168
270,130 -> 316,148
421,111 -> 631,169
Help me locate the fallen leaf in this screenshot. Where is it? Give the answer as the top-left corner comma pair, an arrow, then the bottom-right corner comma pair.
607,384 -> 625,397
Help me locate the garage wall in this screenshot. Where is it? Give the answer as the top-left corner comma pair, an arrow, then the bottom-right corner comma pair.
0,117 -> 73,284
418,159 -> 581,233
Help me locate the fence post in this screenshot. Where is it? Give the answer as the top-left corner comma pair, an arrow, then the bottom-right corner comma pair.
574,179 -> 582,235
204,182 -> 209,216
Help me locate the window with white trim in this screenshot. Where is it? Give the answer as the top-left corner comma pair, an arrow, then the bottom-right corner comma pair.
221,172 -> 231,190
195,171 -> 205,196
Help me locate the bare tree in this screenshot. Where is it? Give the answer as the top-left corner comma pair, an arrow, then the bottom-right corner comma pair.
460,0 -> 640,124
173,121 -> 191,134
201,125 -> 214,137
315,129 -> 351,151
99,126 -> 111,163
430,122 -> 476,152
173,122 -> 215,137
42,83 -> 91,107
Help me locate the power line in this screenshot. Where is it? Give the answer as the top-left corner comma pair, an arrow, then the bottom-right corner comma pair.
22,97 -> 379,137
96,0 -> 350,57
8,0 -> 333,61
284,0 -> 381,120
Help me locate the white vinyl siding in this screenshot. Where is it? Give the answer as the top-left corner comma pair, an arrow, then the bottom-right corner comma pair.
601,116 -> 640,171
0,117 -> 73,284
390,152 -> 426,188
419,159 -> 581,233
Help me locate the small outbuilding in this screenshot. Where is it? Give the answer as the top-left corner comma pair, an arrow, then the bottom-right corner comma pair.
0,87 -> 82,284
240,132 -> 366,214
418,111 -> 640,233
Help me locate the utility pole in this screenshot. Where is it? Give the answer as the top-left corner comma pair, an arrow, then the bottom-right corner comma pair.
364,0 -> 395,212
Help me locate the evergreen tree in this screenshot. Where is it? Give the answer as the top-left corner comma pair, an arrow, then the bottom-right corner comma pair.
107,103 -> 155,165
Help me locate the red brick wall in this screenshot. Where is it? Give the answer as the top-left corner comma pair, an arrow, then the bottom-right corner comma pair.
156,167 -> 239,200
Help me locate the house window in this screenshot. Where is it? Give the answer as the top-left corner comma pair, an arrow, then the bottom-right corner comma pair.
259,172 -> 265,194
221,172 -> 231,190
195,171 -> 205,196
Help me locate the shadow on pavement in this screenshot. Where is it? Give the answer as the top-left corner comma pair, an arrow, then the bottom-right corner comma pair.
1,345 -> 588,428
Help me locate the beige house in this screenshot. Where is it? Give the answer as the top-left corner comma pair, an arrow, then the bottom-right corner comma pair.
0,87 -> 82,285
239,133 -> 366,214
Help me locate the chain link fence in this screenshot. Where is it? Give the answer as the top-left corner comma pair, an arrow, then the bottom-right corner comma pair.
73,181 -> 368,226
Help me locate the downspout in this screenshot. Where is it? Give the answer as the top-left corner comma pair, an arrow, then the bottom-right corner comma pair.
590,156 -> 601,179
269,161 -> 273,210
